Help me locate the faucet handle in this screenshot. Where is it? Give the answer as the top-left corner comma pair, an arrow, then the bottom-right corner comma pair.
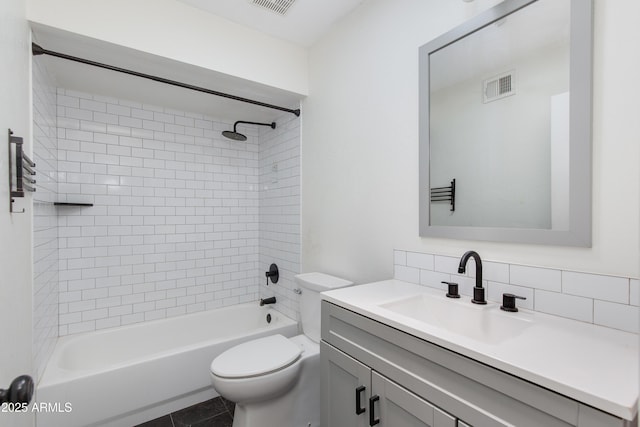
441,281 -> 460,299
501,293 -> 526,312
265,263 -> 279,286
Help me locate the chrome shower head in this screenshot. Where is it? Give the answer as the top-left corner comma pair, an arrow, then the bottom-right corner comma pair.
222,121 -> 276,141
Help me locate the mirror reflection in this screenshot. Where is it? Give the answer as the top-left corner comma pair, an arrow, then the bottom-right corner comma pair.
428,0 -> 570,230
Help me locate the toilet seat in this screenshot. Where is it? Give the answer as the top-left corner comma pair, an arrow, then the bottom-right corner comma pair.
211,334 -> 302,379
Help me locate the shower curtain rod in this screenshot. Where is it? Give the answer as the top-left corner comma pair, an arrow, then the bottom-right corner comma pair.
31,43 -> 301,117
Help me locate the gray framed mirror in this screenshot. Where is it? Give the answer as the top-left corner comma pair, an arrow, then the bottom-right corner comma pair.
419,0 -> 592,246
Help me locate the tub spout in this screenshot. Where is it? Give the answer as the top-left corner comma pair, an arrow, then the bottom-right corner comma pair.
260,297 -> 276,306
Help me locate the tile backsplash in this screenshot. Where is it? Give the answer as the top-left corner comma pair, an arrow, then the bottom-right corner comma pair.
55,88 -> 300,335
394,250 -> 639,334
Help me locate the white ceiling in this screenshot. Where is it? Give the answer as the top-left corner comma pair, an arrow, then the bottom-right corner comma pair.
176,0 -> 365,47
32,23 -> 303,123
31,0 -> 364,123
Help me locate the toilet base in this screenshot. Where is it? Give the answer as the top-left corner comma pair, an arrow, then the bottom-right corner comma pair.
232,399 -> 294,427
229,335 -> 320,427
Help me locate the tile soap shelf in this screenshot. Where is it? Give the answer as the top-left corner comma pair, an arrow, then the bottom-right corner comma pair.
8,129 -> 36,213
54,202 -> 94,207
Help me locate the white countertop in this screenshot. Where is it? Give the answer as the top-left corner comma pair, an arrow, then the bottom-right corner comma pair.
321,280 -> 639,421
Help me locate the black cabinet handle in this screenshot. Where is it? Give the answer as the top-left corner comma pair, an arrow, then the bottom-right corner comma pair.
355,385 -> 366,415
369,395 -> 380,426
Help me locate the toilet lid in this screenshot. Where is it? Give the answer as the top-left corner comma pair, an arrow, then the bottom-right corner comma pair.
210,334 -> 302,379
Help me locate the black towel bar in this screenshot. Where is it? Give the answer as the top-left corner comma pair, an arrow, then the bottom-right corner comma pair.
430,178 -> 455,212
8,129 -> 36,213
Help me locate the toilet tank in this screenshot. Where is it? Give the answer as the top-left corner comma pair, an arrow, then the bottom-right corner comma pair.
295,272 -> 353,343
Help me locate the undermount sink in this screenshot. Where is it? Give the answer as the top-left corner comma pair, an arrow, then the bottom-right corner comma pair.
379,293 -> 532,344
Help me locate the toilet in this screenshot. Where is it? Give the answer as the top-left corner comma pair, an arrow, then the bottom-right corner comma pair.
210,272 -> 353,427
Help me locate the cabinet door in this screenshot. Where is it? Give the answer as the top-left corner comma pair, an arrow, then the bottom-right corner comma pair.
371,372 -> 456,427
321,341 -> 371,427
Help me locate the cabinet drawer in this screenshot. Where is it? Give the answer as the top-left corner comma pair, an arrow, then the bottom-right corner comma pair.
321,301 -> 627,427
372,371 -> 458,427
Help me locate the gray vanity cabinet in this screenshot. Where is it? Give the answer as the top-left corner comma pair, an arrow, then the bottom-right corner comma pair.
321,341 -> 457,427
320,301 -> 634,427
321,340 -> 370,427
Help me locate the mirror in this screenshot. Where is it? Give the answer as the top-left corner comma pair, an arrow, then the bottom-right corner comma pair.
419,0 -> 592,246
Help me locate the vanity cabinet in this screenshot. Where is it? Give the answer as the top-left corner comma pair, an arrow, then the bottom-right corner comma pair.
321,340 -> 370,427
320,301 -> 634,427
321,342 -> 456,427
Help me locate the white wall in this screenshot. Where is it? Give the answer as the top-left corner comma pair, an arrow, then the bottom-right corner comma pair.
25,0 -> 308,96
430,46 -> 568,229
0,0 -> 35,425
302,0 -> 640,284
550,92 -> 570,231
32,53 -> 59,381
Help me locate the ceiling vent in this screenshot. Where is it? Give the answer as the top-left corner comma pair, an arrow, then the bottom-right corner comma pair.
250,0 -> 296,16
483,70 -> 516,103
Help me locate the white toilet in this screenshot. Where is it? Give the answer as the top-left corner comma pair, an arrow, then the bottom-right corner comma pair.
210,272 -> 353,427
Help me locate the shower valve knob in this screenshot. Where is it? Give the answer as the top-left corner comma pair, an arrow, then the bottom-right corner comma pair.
265,263 -> 279,285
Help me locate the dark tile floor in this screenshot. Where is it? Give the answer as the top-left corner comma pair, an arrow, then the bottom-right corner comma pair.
135,396 -> 235,427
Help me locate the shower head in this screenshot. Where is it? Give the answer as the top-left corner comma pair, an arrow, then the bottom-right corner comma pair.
222,121 -> 276,141
221,129 -> 248,141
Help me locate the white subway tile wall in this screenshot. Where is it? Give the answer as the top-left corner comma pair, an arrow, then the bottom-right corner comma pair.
56,88 -> 300,335
406,252 -> 434,270
259,114 -> 301,321
594,300 -> 639,332
509,265 -> 562,292
32,55 -> 59,380
631,279 -> 639,306
535,290 -> 593,323
394,250 -> 639,334
561,270 -> 629,304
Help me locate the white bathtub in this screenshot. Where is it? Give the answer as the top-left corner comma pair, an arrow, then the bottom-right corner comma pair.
37,303 -> 298,427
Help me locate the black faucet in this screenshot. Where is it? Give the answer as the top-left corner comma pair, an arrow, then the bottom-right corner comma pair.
260,296 -> 276,306
458,251 -> 486,305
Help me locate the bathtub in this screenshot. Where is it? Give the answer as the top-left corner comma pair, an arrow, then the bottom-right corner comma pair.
36,303 -> 298,427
